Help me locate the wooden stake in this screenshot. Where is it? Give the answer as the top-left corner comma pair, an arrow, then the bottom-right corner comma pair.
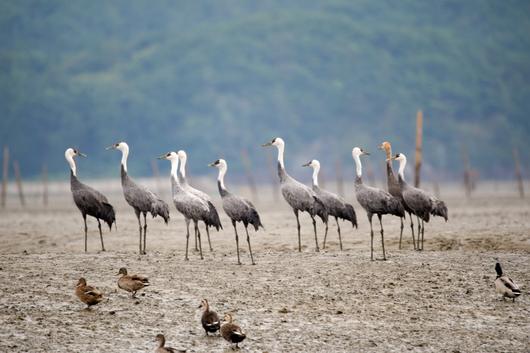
151,159 -> 163,197
1,146 -> 9,208
513,148 -> 524,198
42,164 -> 48,206
266,151 -> 279,203
414,110 -> 423,188
13,160 -> 25,207
462,145 -> 472,199
335,159 -> 344,197
241,149 -> 258,202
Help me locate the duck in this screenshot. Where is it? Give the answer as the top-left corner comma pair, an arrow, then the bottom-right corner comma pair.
117,267 -> 149,298
198,299 -> 220,335
75,277 -> 103,309
495,261 -> 521,302
220,313 -> 246,349
154,334 -> 185,353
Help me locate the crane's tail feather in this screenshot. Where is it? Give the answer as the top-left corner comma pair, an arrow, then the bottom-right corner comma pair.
388,197 -> 405,218
101,202 -> 116,230
313,196 -> 328,223
431,199 -> 448,221
205,201 -> 223,230
249,208 -> 263,231
151,199 -> 170,224
342,203 -> 358,228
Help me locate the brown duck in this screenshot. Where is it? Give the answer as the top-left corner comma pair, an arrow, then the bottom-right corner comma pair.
154,334 -> 185,353
198,299 -> 220,335
75,277 -> 103,309
117,267 -> 149,298
220,313 -> 246,349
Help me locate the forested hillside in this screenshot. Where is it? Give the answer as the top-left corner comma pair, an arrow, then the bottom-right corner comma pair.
1,0 -> 529,180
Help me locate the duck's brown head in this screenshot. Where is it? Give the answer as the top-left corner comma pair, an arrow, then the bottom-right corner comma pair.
155,334 -> 165,347
198,298 -> 209,311
77,278 -> 87,287
223,313 -> 233,323
379,141 -> 392,159
117,267 -> 127,276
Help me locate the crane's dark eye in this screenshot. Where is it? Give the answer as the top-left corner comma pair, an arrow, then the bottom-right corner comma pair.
73,149 -> 78,154
215,159 -> 220,165
272,138 -> 276,143
166,153 -> 171,157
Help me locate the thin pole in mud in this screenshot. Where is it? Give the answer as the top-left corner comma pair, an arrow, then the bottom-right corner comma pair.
414,109 -> 423,188
151,159 -> 163,198
335,159 -> 344,197
513,148 -> 524,198
462,145 -> 472,199
266,151 -> 279,203
13,160 -> 25,207
1,146 -> 9,208
42,164 -> 48,206
241,148 -> 258,203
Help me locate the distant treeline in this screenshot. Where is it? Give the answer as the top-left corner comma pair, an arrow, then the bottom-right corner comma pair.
1,0 -> 529,180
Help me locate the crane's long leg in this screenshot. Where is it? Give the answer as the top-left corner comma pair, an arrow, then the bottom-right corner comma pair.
97,219 -> 105,251
142,212 -> 147,255
311,215 -> 320,252
378,214 -> 386,260
205,225 -> 213,252
322,219 -> 329,249
244,226 -> 255,265
416,216 -> 422,251
83,214 -> 88,253
336,216 -> 343,251
293,209 -> 301,252
184,218 -> 190,261
421,219 -> 425,250
398,217 -> 404,249
232,220 -> 241,265
409,212 -> 416,250
194,225 -> 198,252
368,213 -> 374,261
196,220 -> 203,260
135,210 -> 142,255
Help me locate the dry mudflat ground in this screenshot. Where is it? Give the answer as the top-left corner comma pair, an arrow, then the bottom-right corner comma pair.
0,182 -> 529,352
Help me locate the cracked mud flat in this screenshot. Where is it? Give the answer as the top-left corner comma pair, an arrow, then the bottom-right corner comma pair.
0,184 -> 529,352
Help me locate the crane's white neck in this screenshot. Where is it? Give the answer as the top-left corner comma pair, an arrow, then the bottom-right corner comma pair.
353,154 -> 362,178
119,145 -> 129,172
178,152 -> 187,178
169,158 -> 179,182
217,163 -> 227,190
65,152 -> 77,176
276,142 -> 285,169
398,156 -> 407,180
312,164 -> 320,187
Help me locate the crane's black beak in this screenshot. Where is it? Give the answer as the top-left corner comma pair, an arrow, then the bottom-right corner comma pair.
261,142 -> 272,147
302,161 -> 311,167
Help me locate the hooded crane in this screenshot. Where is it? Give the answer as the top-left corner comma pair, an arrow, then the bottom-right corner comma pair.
209,159 -> 263,265
352,147 -> 404,260
302,159 -> 357,250
177,150 -> 222,252
379,142 -> 416,249
107,142 -> 169,254
159,151 -> 210,260
65,148 -> 115,252
262,137 -> 328,252
392,153 -> 448,250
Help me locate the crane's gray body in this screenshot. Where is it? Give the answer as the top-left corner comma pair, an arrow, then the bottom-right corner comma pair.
355,176 -> 404,219
312,185 -> 356,227
71,171 -> 116,228
218,181 -> 263,231
121,165 -> 170,222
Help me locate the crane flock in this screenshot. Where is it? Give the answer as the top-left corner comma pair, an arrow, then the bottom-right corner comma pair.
65,138 -> 449,262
